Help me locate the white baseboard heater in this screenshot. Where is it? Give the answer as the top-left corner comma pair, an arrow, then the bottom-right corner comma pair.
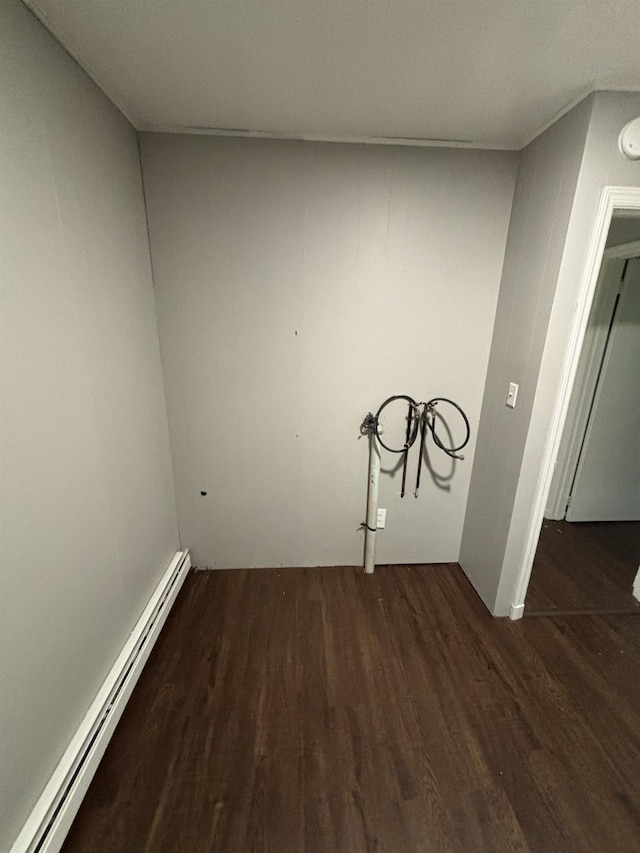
10,549 -> 191,853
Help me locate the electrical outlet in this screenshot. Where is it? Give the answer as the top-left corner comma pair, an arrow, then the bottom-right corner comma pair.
506,382 -> 519,409
376,508 -> 387,528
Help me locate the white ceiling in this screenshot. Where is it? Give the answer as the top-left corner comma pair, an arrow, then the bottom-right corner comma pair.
26,0 -> 640,149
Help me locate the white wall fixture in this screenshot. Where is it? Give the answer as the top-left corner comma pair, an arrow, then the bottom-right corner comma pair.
619,117 -> 640,160
363,429 -> 381,575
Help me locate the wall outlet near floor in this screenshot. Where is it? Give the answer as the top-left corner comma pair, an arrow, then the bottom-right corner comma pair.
376,508 -> 387,528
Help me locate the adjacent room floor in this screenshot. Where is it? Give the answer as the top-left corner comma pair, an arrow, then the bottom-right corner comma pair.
525,520 -> 640,616
62,564 -> 640,853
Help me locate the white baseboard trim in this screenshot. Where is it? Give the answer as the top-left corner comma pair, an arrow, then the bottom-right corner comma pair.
509,603 -> 525,621
10,549 -> 191,853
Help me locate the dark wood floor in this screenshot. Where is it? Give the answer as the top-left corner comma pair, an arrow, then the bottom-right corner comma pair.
526,520 -> 640,616
63,564 -> 640,853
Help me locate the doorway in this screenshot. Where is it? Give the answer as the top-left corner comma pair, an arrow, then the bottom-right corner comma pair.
525,215 -> 640,616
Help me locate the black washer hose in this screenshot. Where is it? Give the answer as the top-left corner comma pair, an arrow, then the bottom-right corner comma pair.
423,397 -> 470,459
374,394 -> 420,453
372,395 -> 470,459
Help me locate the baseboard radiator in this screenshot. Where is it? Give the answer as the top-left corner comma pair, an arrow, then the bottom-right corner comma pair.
10,549 -> 191,853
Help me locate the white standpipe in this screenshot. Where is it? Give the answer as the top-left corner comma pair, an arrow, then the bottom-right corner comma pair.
364,433 -> 381,574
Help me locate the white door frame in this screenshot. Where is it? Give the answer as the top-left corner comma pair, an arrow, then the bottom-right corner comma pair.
511,186 -> 640,617
546,239 -> 640,520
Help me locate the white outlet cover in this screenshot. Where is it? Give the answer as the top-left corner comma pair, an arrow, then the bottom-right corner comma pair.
376,508 -> 387,528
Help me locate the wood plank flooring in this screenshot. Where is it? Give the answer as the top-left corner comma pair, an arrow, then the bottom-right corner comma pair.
62,564 -> 640,853
526,520 -> 640,615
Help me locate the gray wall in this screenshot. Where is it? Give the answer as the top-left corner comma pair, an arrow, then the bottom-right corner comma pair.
460,91 -> 640,615
496,91 -> 640,613
459,96 -> 594,614
605,213 -> 640,247
141,134 -> 517,569
0,2 -> 179,847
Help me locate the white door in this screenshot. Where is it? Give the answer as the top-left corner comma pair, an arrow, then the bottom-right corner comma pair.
567,257 -> 640,521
